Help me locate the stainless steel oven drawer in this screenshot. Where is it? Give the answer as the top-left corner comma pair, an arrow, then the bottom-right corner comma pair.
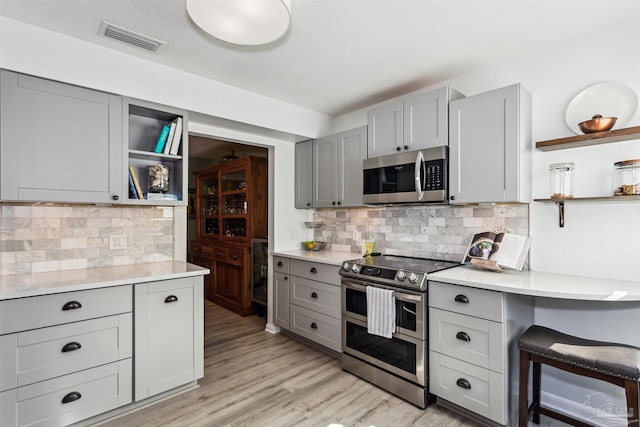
429,351 -> 506,424
429,308 -> 504,372
290,260 -> 340,286
290,305 -> 340,352
290,276 -> 340,319
429,281 -> 503,322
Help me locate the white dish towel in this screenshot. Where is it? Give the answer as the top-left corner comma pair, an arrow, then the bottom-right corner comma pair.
366,286 -> 396,339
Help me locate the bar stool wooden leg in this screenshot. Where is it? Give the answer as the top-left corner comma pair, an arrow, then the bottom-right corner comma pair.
625,380 -> 639,426
532,360 -> 541,424
519,349 -> 530,426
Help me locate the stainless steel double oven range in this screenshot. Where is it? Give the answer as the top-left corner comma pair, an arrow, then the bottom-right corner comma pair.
340,255 -> 458,408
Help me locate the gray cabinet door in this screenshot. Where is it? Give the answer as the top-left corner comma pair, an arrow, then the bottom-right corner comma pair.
274,272 -> 290,329
337,126 -> 367,207
0,70 -> 122,203
403,87 -> 449,151
134,277 -> 204,401
313,134 -> 338,207
367,99 -> 403,158
449,84 -> 530,203
294,140 -> 313,208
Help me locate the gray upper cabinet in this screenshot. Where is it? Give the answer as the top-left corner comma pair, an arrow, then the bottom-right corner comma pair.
294,140 -> 313,208
367,87 -> 463,158
448,83 -> 531,204
0,70 -> 123,203
312,126 -> 367,208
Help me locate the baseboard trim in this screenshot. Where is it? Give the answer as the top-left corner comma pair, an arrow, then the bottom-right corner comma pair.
264,322 -> 280,334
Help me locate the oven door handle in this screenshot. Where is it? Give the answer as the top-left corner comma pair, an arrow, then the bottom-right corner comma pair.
342,280 -> 423,302
414,150 -> 425,201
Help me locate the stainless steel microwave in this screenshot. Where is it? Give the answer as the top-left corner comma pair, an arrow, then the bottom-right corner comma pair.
362,147 -> 447,204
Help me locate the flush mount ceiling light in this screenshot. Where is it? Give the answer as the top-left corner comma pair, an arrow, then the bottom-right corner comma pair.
186,0 -> 291,46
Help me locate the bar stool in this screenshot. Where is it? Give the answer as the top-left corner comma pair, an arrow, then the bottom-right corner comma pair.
519,325 -> 640,427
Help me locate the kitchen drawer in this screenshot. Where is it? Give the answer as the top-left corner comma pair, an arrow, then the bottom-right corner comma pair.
0,285 -> 132,335
226,248 -> 245,266
429,308 -> 504,372
429,351 -> 506,425
273,256 -> 289,274
290,276 -> 340,319
290,305 -> 341,352
6,314 -> 132,391
190,242 -> 213,256
213,246 -> 228,261
290,260 -> 340,286
0,359 -> 132,427
429,281 -> 503,322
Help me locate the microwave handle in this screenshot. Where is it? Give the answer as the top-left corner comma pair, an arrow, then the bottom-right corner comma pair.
414,151 -> 425,200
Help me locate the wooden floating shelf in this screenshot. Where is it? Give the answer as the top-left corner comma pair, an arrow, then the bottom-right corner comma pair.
534,195 -> 640,203
535,126 -> 640,151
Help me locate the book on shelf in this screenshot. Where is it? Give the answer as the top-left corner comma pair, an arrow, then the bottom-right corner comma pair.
128,166 -> 145,200
144,192 -> 181,201
462,230 -> 531,272
153,125 -> 171,153
164,120 -> 177,154
169,117 -> 183,155
128,169 -> 139,199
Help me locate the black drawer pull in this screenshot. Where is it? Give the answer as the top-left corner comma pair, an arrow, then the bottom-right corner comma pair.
456,378 -> 471,390
62,301 -> 82,311
62,391 -> 82,404
277,261 -> 283,267
311,292 -> 318,299
284,276 -> 288,280
310,322 -> 318,329
61,341 -> 82,353
454,294 -> 469,304
456,331 -> 471,342
164,295 -> 178,303
232,254 -> 238,260
310,267 -> 317,274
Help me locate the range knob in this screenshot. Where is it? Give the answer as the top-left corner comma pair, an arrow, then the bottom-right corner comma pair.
396,271 -> 406,281
351,264 -> 361,273
408,273 -> 419,283
342,262 -> 351,271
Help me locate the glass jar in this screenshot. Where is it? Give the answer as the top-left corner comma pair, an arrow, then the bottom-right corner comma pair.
549,162 -> 574,198
613,159 -> 640,196
148,164 -> 169,193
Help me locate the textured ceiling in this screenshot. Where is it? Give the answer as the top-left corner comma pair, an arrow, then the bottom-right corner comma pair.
1,0 -> 639,118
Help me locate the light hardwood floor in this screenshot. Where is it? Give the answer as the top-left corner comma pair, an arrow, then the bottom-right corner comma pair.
99,301 -> 481,427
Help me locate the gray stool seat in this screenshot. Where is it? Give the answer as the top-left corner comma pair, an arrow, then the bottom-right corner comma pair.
519,325 -> 640,381
519,325 -> 640,427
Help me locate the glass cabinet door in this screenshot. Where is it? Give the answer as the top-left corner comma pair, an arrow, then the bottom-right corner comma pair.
200,174 -> 219,237
221,169 -> 247,192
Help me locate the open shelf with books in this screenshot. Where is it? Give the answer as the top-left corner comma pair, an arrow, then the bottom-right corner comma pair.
124,98 -> 187,205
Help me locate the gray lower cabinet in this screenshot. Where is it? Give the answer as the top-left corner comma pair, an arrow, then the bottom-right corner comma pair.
294,140 -> 313,208
134,276 -> 204,402
367,86 -> 463,158
277,257 -> 341,353
273,256 -> 290,329
312,126 -> 367,208
0,70 -> 123,204
0,286 -> 133,427
428,281 -> 533,426
448,83 -> 531,204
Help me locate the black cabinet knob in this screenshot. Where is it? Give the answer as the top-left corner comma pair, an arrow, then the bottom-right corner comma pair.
337,201 -> 341,205
454,294 -> 469,304
404,145 -> 409,150
456,378 -> 471,390
331,201 -> 336,205
232,255 -> 238,260
62,301 -> 82,311
306,202 -> 311,207
61,341 -> 82,353
277,261 -> 283,267
456,331 -> 471,342
396,146 -> 401,151
284,276 -> 288,280
310,267 -> 317,274
310,322 -> 318,329
62,391 -> 82,404
111,194 -> 119,201
311,292 -> 318,299
450,195 -> 456,200
164,295 -> 178,303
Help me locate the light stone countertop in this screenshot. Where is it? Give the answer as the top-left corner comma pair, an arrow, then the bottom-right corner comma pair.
0,261 -> 209,301
273,249 -> 360,266
428,265 -> 640,301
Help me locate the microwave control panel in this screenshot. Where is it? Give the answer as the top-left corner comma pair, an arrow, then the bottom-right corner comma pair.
423,159 -> 446,191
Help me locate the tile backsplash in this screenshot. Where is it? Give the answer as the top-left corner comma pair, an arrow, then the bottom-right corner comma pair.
0,204 -> 174,276
313,204 -> 530,262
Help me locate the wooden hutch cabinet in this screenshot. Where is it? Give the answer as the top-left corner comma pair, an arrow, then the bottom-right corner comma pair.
190,156 -> 267,316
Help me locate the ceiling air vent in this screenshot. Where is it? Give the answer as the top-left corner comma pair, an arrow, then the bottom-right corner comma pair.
99,21 -> 166,52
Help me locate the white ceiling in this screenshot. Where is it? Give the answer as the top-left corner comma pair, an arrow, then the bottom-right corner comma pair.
1,0 -> 639,118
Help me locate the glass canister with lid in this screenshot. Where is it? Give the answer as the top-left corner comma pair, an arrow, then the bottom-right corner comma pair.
613,159 -> 640,196
549,162 -> 574,198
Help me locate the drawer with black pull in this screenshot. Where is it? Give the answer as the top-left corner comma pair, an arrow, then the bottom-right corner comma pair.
0,285 -> 132,335
290,259 -> 340,286
428,281 -> 503,322
289,305 -> 340,352
0,313 -> 132,392
273,256 -> 289,274
289,276 -> 340,319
